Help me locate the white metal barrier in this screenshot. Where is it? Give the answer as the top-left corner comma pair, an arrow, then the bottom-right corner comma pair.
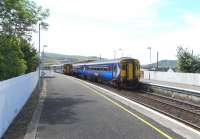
143,71 -> 200,86
0,71 -> 39,138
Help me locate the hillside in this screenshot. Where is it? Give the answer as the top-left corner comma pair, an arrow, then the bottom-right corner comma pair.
142,60 -> 177,69
44,53 -> 177,69
44,52 -> 107,65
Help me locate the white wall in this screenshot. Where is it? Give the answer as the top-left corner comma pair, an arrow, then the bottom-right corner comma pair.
0,71 -> 39,138
143,71 -> 200,86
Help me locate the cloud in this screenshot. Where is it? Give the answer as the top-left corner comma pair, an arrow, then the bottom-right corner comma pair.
42,0 -> 159,21
33,0 -> 200,64
183,14 -> 200,27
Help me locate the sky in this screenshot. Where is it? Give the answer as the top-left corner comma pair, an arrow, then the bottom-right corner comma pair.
33,0 -> 200,64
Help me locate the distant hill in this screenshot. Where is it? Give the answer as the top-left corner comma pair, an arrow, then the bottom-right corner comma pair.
44,52 -> 107,65
142,60 -> 177,70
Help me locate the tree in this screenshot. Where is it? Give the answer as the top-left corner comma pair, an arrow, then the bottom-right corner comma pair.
0,34 -> 27,80
0,0 -> 49,80
176,46 -> 200,73
0,0 -> 49,39
19,38 -> 39,73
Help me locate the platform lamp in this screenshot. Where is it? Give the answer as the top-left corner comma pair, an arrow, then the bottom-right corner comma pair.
38,22 -> 48,89
113,50 -> 117,59
118,48 -> 123,58
147,47 -> 152,80
42,45 -> 48,73
147,47 -> 152,68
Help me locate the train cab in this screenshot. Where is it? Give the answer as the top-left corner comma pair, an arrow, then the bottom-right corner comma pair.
63,64 -> 72,75
119,58 -> 140,88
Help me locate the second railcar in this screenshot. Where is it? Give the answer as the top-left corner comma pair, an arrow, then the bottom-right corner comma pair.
63,64 -> 73,75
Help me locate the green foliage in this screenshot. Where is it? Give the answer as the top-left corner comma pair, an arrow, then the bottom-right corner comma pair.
19,38 -> 39,73
0,0 -> 49,80
0,34 -> 27,80
0,0 -> 49,39
176,46 -> 200,73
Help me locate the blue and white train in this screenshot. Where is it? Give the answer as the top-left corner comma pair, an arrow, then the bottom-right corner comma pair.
71,58 -> 140,89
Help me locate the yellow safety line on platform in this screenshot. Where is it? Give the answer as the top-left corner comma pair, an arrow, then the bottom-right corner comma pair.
76,80 -> 173,139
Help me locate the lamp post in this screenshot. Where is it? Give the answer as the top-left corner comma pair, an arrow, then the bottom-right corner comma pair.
147,47 -> 152,68
118,48 -> 123,58
42,45 -> 48,74
113,50 -> 116,59
157,51 -> 159,70
147,47 -> 152,80
38,23 -> 48,89
99,53 -> 102,61
38,23 -> 41,89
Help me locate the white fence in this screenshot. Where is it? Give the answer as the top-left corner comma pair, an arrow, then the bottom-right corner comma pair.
143,71 -> 200,86
0,71 -> 39,138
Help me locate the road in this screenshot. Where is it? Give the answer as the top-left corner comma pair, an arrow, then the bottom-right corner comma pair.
36,74 -> 184,139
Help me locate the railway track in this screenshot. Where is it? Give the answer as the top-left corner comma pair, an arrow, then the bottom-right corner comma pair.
127,92 -> 200,131
142,92 -> 200,114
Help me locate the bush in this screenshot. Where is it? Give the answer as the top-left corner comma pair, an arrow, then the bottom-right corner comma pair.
0,35 -> 27,80
19,38 -> 39,73
176,46 -> 200,73
0,0 -> 49,80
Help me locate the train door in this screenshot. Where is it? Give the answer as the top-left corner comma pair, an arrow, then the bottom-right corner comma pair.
121,62 -> 134,81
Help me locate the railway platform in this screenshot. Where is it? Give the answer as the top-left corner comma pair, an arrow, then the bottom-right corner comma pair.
25,73 -> 200,139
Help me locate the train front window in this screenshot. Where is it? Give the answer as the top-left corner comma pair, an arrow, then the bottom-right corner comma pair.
122,64 -> 126,70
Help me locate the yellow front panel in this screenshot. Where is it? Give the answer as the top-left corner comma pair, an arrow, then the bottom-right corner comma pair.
120,63 -> 126,81
67,66 -> 69,73
135,63 -> 140,80
120,70 -> 126,78
128,63 -> 133,80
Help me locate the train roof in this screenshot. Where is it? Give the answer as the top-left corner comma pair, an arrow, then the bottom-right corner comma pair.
73,57 -> 139,66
